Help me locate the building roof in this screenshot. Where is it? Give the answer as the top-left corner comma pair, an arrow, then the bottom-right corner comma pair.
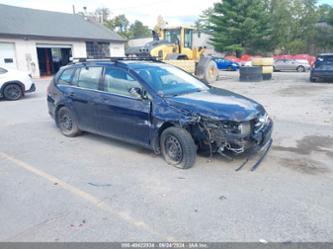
0,4 -> 126,42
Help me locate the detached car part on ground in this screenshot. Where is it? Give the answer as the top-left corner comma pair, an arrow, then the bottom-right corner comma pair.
0,67 -> 36,100
47,58 -> 273,169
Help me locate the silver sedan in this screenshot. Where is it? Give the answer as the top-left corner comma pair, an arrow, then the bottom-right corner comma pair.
273,59 -> 311,72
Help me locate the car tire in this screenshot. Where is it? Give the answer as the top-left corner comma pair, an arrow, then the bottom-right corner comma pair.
56,106 -> 81,137
3,83 -> 23,101
227,66 -> 233,71
262,73 -> 272,80
160,127 -> 196,169
297,66 -> 305,72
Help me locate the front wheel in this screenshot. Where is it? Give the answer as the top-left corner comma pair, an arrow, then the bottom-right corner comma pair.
56,106 -> 81,137
160,127 -> 197,169
3,83 -> 23,100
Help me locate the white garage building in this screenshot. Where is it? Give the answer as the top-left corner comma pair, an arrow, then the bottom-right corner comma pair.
0,4 -> 126,77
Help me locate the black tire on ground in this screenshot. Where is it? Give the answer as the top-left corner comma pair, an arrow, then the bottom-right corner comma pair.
262,73 -> 272,80
3,83 -> 23,101
239,75 -> 263,82
160,127 -> 197,169
239,66 -> 263,82
56,106 -> 81,137
239,66 -> 262,75
203,60 -> 218,84
227,65 -> 233,71
310,77 -> 317,82
297,66 -> 306,72
273,66 -> 277,72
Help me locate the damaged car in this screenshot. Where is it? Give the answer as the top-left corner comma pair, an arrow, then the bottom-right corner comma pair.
47,58 -> 273,169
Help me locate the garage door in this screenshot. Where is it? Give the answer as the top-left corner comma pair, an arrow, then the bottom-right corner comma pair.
0,42 -> 17,69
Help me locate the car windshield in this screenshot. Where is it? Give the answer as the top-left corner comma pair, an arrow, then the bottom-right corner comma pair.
134,64 -> 209,97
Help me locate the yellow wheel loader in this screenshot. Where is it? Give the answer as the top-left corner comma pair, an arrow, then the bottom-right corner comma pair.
126,26 -> 218,84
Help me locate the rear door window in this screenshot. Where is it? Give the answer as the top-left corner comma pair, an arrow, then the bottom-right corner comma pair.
75,67 -> 103,90
103,67 -> 142,97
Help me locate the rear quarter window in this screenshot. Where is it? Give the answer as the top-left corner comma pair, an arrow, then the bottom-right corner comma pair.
58,68 -> 75,85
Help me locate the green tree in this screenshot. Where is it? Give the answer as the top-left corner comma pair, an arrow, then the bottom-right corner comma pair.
208,0 -> 272,56
317,4 -> 332,22
105,14 -> 130,38
128,20 -> 151,39
95,7 -> 110,23
327,8 -> 333,26
197,7 -> 214,33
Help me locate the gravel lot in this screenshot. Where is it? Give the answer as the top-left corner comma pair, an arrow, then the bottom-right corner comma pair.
0,71 -> 332,242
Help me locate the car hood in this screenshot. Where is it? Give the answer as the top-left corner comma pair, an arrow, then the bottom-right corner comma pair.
165,87 -> 265,122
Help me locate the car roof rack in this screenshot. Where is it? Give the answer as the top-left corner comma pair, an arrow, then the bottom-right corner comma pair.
69,56 -> 160,64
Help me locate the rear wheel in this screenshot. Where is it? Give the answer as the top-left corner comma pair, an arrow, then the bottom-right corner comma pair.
57,107 -> 81,137
3,83 -> 23,100
161,127 -> 196,169
297,66 -> 305,72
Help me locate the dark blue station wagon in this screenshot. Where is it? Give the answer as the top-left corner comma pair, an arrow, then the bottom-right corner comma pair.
47,58 -> 273,169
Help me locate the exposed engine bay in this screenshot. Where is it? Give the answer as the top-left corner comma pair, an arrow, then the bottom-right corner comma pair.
183,112 -> 273,171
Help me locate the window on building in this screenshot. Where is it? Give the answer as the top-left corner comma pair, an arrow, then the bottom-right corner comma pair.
58,68 -> 75,85
86,42 -> 110,58
75,67 -> 103,90
104,67 -> 142,97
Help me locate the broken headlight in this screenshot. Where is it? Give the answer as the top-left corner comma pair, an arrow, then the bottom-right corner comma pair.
238,122 -> 252,136
254,112 -> 269,133
221,121 -> 251,136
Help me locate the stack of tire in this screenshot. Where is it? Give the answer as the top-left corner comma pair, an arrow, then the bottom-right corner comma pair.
239,66 -> 263,82
252,57 -> 274,80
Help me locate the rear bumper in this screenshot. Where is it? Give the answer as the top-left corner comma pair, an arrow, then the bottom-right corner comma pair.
25,83 -> 36,93
311,70 -> 333,79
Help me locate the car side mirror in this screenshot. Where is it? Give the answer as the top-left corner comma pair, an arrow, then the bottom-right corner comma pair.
129,87 -> 142,99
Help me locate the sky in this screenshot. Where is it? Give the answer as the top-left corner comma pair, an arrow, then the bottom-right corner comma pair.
0,0 -> 332,28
